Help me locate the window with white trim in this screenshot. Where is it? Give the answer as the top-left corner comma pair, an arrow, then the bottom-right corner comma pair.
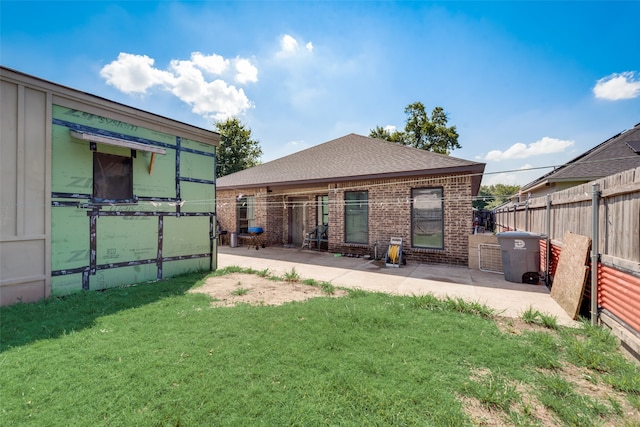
344,191 -> 368,244
411,187 -> 444,249
237,196 -> 255,233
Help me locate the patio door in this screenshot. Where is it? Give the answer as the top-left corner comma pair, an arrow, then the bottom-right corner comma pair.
287,198 -> 307,246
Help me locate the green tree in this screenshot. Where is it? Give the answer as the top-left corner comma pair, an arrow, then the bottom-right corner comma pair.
369,102 -> 461,154
214,117 -> 262,178
473,184 -> 521,210
369,126 -> 405,143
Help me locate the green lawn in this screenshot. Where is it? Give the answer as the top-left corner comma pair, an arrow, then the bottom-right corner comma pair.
1,268 -> 639,426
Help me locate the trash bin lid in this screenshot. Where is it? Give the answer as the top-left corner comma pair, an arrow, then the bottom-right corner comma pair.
497,231 -> 545,240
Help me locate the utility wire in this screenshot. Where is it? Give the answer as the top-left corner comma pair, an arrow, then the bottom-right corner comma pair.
3,155 -> 638,209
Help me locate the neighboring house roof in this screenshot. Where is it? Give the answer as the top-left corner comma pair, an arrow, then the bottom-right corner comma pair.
217,133 -> 486,195
522,122 -> 640,192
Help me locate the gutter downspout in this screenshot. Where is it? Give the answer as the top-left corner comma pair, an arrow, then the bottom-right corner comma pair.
591,183 -> 600,326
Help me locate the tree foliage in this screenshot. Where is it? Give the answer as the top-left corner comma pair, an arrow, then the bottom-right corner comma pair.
473,184 -> 521,210
369,126 -> 405,143
214,117 -> 262,178
369,102 -> 461,154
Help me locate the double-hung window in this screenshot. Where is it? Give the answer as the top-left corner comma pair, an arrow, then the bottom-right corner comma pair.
344,191 -> 368,244
411,188 -> 444,249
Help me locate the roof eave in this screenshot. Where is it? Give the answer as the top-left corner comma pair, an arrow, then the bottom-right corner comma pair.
218,164 -> 486,192
522,175 -> 606,195
1,66 -> 220,146
521,179 -> 550,193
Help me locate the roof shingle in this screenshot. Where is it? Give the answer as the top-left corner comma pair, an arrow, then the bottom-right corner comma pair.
217,133 -> 485,191
522,123 -> 640,190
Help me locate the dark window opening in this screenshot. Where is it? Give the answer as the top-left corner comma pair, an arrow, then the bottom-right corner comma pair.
93,152 -> 134,202
317,195 -> 329,226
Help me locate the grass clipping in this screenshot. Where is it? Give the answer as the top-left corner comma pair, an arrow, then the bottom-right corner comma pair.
189,273 -> 348,307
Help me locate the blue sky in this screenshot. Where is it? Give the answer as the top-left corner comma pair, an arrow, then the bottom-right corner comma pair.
2,1 -> 639,186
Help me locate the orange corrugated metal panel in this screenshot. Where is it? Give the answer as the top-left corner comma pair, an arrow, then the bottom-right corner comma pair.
598,264 -> 640,332
549,243 -> 561,277
538,240 -> 547,272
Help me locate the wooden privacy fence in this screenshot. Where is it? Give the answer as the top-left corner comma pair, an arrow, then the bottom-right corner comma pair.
494,167 -> 640,341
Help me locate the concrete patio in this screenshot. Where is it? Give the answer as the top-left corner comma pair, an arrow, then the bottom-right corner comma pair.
217,245 -> 576,326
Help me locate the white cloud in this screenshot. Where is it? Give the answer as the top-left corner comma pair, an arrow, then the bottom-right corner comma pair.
99,53 -> 173,94
234,58 -> 258,84
277,34 -> 313,58
100,52 -> 257,120
593,71 -> 640,100
482,137 -> 574,161
279,34 -> 299,56
167,59 -> 251,120
190,52 -> 229,75
384,125 -> 397,133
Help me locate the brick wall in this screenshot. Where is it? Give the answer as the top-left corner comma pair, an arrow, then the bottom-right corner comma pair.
328,175 -> 473,265
217,173 -> 474,265
216,189 -> 240,235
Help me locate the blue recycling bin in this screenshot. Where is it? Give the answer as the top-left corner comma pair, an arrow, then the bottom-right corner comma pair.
496,231 -> 543,284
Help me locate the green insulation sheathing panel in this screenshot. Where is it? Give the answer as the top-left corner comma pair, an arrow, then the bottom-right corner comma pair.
162,216 -> 212,257
50,105 -> 216,295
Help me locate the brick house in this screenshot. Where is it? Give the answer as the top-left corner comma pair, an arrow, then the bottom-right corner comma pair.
216,134 -> 485,265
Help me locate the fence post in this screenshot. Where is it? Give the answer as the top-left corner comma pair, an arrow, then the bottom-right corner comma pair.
591,183 -> 600,326
505,206 -> 509,231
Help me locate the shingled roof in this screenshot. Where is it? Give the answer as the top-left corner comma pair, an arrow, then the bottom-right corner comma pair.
521,122 -> 640,192
217,133 -> 486,195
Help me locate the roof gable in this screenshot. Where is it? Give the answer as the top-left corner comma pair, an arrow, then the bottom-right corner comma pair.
217,133 -> 485,191
522,123 -> 640,191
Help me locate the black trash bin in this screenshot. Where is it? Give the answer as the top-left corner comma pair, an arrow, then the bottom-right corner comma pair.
496,231 -> 544,284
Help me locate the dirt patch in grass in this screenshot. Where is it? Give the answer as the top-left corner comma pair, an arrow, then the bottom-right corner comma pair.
464,322 -> 640,426
494,316 -> 553,335
189,273 -> 348,307
461,367 -> 561,426
191,274 -> 639,425
461,363 -> 640,426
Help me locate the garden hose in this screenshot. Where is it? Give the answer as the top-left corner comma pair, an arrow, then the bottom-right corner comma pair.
388,245 -> 400,264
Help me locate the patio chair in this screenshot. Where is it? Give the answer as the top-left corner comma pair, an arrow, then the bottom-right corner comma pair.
301,226 -> 317,249
301,224 -> 328,250
317,224 -> 328,249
